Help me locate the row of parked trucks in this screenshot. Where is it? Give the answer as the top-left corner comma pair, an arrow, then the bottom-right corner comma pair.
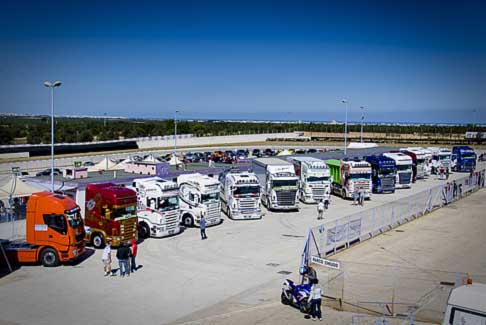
4,146 -> 476,267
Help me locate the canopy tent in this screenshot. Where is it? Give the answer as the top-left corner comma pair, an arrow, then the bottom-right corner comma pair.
0,175 -> 43,201
111,158 -> 131,170
143,155 -> 160,163
87,157 -> 121,172
168,155 -> 183,166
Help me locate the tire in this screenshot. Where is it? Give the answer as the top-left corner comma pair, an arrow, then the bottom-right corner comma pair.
281,292 -> 290,305
227,206 -> 233,219
299,303 -> 308,313
40,247 -> 59,267
91,233 -> 105,249
266,197 -> 272,211
341,189 -> 346,199
139,222 -> 150,239
182,214 -> 194,227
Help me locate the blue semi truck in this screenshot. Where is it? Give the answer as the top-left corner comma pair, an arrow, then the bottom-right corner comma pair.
365,155 -> 396,193
452,146 -> 476,172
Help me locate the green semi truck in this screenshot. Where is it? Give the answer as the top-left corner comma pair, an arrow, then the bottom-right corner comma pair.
326,158 -> 372,199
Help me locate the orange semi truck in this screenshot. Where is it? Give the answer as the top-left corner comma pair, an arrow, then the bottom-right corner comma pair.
3,192 -> 86,267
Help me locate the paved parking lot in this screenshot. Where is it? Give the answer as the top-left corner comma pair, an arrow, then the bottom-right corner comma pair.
0,162 -> 484,325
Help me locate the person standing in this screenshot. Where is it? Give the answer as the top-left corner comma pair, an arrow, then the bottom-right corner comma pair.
317,200 -> 324,220
306,265 -> 318,284
323,190 -> 331,210
101,238 -> 112,276
200,214 -> 207,240
116,242 -> 130,277
453,180 -> 458,199
129,239 -> 138,273
353,188 -> 359,206
309,279 -> 323,321
359,188 -> 365,207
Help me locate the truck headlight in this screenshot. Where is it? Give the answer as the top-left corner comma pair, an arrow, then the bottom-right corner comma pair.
232,201 -> 237,209
73,249 -> 77,256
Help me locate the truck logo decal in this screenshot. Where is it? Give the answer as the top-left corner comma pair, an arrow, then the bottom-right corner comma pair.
35,224 -> 48,231
87,199 -> 96,211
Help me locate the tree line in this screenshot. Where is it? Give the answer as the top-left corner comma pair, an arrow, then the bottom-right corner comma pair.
0,116 -> 484,145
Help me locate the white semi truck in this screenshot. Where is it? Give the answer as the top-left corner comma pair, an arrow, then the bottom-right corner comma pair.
383,152 -> 413,189
252,158 -> 299,211
219,169 -> 263,220
428,147 -> 453,174
287,156 -> 331,204
129,177 -> 182,238
177,173 -> 223,227
400,148 -> 427,181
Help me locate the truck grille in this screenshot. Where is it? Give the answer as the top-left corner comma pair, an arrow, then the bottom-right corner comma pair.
398,172 -> 412,184
207,202 -> 221,223
238,199 -> 257,212
380,177 -> 394,191
441,161 -> 451,169
164,209 -> 180,230
119,217 -> 137,241
276,191 -> 296,206
311,188 -> 325,200
354,181 -> 370,190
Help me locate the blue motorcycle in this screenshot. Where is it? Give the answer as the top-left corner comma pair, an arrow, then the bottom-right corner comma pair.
281,279 -> 312,313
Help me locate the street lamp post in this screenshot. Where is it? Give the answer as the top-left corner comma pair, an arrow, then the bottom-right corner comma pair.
342,99 -> 349,156
360,106 -> 365,143
174,109 -> 180,157
44,80 -> 62,192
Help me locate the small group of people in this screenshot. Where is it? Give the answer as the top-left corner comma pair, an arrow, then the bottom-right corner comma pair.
316,196 -> 330,220
302,265 -> 323,321
353,187 -> 366,207
101,238 -> 138,277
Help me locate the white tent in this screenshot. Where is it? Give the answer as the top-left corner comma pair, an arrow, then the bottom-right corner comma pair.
169,155 -> 183,166
143,155 -> 159,163
111,158 -> 131,170
0,176 -> 44,201
88,158 -> 120,172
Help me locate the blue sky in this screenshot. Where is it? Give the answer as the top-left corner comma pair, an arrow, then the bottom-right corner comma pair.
1,0 -> 485,123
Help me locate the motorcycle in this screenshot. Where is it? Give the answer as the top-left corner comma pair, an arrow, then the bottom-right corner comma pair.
281,279 -> 312,313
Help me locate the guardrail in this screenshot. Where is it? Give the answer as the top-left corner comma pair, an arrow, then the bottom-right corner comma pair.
310,169 -> 485,258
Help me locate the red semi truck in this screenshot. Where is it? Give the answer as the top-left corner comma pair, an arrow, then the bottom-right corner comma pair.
3,192 -> 86,267
76,183 -> 138,248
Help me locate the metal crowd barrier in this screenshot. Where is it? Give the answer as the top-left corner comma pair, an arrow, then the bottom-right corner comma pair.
311,169 -> 485,257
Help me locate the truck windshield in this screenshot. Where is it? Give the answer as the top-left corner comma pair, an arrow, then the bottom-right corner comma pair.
158,196 -> 179,211
66,211 -> 83,228
307,176 -> 329,183
396,165 -> 411,171
439,155 -> 451,160
202,193 -> 219,203
272,180 -> 298,187
113,205 -> 136,219
349,173 -> 371,179
378,169 -> 394,176
233,186 -> 260,197
461,153 -> 476,159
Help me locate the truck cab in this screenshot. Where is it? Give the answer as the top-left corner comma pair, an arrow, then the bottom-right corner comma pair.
252,158 -> 299,211
288,156 -> 331,204
219,169 -> 263,220
400,148 -> 427,181
5,192 -> 85,267
443,283 -> 486,325
383,152 -> 413,189
364,155 -> 396,193
77,183 -> 138,248
177,173 -> 223,227
130,177 -> 182,238
327,158 -> 372,199
427,147 -> 453,174
452,146 -> 476,172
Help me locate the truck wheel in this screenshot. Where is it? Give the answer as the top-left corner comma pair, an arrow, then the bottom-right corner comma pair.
266,197 -> 272,211
139,222 -> 150,239
91,233 -> 105,249
226,206 -> 232,219
40,248 -> 59,267
341,189 -> 346,199
182,214 -> 194,227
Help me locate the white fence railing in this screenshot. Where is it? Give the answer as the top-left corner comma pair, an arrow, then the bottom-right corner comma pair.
310,169 -> 486,257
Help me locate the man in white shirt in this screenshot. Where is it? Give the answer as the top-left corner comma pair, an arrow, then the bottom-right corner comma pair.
317,201 -> 324,220
101,239 -> 112,276
309,279 -> 323,321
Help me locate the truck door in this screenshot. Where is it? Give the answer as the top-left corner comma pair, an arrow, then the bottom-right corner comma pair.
42,214 -> 69,251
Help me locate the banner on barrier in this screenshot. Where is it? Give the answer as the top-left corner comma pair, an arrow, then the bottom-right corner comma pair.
327,218 -> 361,245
